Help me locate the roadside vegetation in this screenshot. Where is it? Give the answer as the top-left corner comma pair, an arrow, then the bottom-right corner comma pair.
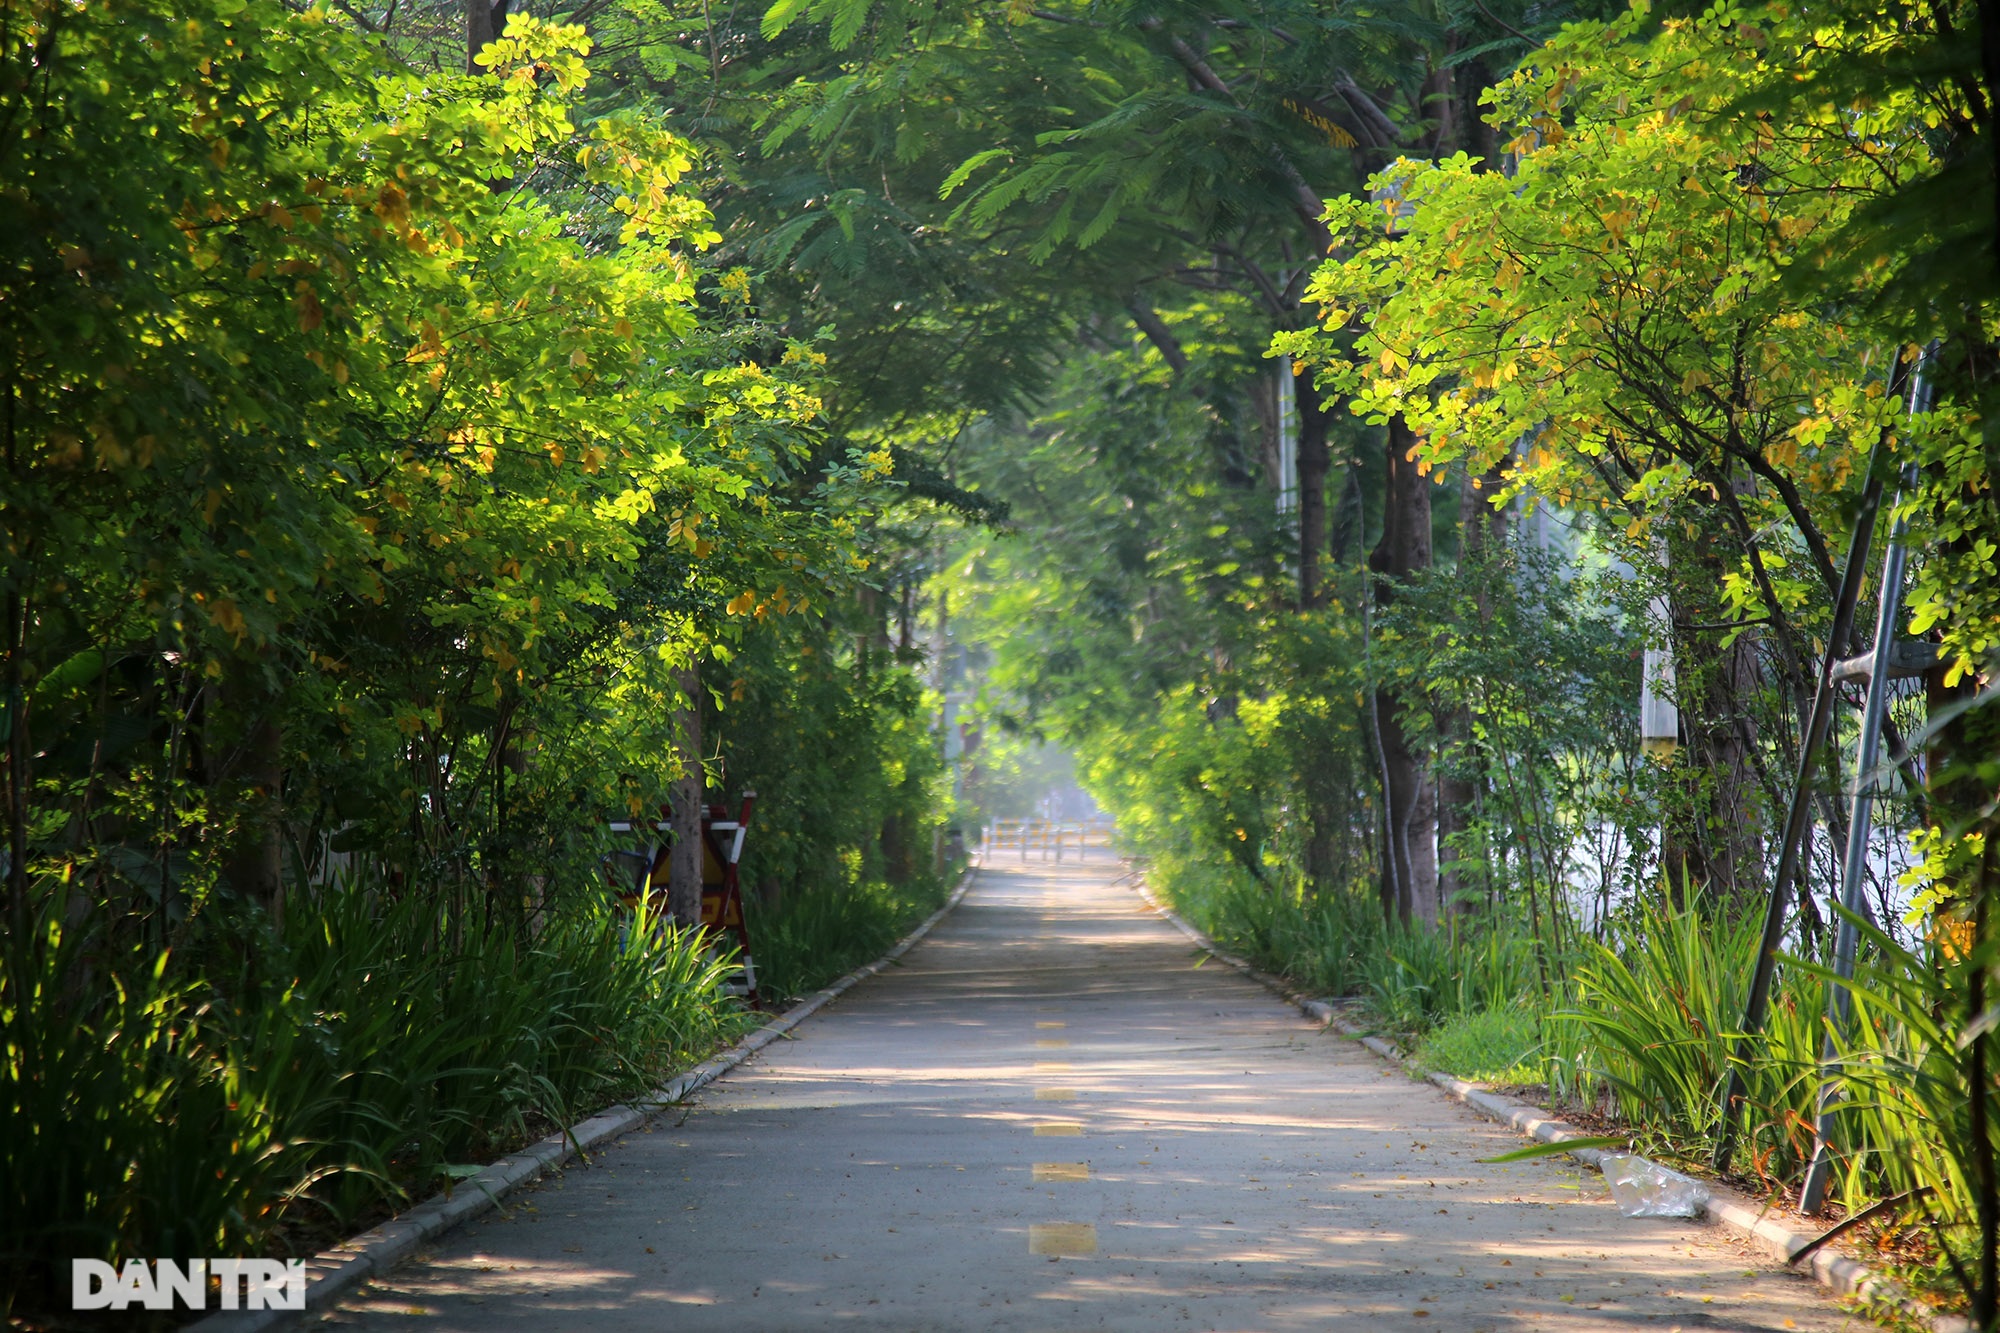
4,0 -> 1998,1321
930,0 -> 2000,1320
0,0 -> 958,1315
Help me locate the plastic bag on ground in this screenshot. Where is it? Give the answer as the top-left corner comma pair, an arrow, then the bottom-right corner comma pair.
1600,1153 -> 1709,1218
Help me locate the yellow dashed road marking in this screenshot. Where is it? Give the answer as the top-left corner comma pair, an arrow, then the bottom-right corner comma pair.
1035,1039 -> 1069,1049
1035,1087 -> 1077,1101
1033,1162 -> 1090,1182
1033,1122 -> 1083,1137
1034,1061 -> 1072,1072
1028,1223 -> 1097,1257
1036,1021 -> 1066,1030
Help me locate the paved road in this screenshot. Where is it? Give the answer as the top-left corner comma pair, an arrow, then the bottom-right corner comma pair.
324,861 -> 1858,1332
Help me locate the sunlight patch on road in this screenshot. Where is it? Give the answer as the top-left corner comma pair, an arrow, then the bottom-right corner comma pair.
1028,1223 -> 1097,1257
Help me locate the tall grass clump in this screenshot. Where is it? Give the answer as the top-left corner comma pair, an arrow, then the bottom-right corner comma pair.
268,886 -> 743,1226
1798,911 -> 1992,1292
1149,855 -> 1381,997
748,870 -> 956,1001
1,915 -> 295,1275
0,878 -> 742,1315
1365,914 -> 1542,1033
1558,892 -> 2000,1290
1556,892 -> 1761,1145
1547,892 -> 1821,1175
1149,851 -> 1547,1027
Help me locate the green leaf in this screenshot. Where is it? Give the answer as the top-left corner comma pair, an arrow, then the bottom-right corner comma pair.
939,149 -> 1011,200
1476,1136 -> 1627,1164
760,0 -> 811,41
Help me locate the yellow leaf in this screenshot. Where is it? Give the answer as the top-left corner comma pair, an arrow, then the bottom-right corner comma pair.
208,597 -> 245,639
374,184 -> 408,225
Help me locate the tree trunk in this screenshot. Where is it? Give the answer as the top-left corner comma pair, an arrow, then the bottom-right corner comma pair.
1370,417 -> 1438,921
880,810 -> 912,884
667,660 -> 705,927
229,713 -> 285,928
211,656 -> 286,928
1296,382 -> 1332,608
1457,57 -> 1501,167
4,587 -> 27,942
1663,529 -> 1766,910
1304,822 -> 1337,893
464,0 -> 508,71
1436,461 -> 1509,914
1330,457 -> 1364,565
496,708 -> 533,938
857,584 -> 890,680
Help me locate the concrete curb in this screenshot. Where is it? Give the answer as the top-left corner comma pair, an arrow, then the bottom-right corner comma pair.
1130,874 -> 1971,1333
191,867 -> 981,1333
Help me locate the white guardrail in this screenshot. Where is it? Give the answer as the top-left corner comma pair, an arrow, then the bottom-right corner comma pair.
980,818 -> 1115,863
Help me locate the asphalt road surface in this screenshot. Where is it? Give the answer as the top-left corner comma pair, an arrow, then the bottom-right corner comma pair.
321,860 -> 1860,1332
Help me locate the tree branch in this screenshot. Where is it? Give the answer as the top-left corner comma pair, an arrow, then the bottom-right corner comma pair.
1213,243 -> 1293,319
1210,17 -> 1299,44
1332,73 -> 1403,150
1139,17 -> 1333,250
1027,7 -> 1104,25
1469,0 -> 1536,47
1125,299 -> 1190,375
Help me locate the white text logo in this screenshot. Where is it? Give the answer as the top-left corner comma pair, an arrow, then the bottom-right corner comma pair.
71,1258 -> 307,1311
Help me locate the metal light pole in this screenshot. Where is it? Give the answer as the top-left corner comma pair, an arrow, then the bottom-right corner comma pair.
1712,351 -> 1914,1173
1797,348 -> 1935,1214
